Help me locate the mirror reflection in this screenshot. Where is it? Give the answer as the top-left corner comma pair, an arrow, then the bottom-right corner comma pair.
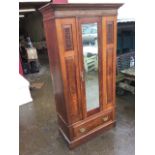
81,23 -> 100,111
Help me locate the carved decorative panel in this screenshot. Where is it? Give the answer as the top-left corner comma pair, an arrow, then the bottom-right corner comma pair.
106,21 -> 114,44
63,25 -> 74,51
106,47 -> 113,103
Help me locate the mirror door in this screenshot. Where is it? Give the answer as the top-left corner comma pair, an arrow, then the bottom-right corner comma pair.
78,18 -> 103,117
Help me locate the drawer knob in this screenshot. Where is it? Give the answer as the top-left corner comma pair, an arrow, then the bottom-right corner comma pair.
102,116 -> 108,122
79,128 -> 86,133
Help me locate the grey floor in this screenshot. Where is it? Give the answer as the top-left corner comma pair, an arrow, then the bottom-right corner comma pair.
19,51 -> 135,155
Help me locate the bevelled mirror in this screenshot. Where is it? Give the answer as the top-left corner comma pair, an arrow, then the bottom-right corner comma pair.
81,22 -> 100,112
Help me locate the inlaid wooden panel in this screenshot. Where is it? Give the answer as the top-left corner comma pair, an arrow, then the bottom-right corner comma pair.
62,25 -> 74,51
102,16 -> 117,109
106,47 -> 114,103
65,57 -> 81,123
106,21 -> 114,44
56,18 -> 82,124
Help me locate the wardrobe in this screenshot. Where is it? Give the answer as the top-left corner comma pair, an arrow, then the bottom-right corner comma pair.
40,3 -> 123,149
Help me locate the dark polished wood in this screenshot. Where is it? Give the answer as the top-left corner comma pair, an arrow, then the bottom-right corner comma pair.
59,120 -> 116,149
39,3 -> 123,19
40,3 -> 123,11
40,3 -> 122,149
77,17 -> 103,117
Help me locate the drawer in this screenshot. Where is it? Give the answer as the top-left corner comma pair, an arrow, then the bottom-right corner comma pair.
73,111 -> 113,138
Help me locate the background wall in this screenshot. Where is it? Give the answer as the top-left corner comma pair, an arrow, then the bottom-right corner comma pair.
19,12 -> 45,42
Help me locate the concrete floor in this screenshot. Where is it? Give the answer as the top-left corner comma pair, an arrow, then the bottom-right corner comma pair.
20,51 -> 135,155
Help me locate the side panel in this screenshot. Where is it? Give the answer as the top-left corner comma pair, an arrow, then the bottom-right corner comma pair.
56,18 -> 82,124
43,17 -> 68,123
102,16 -> 117,110
106,47 -> 114,103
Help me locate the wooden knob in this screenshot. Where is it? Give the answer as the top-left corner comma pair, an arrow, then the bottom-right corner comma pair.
79,128 -> 86,133
102,116 -> 108,122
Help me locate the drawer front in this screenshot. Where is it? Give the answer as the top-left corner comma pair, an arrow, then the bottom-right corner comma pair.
73,111 -> 113,138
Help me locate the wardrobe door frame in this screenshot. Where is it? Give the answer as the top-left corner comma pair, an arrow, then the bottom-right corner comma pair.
55,18 -> 83,124
102,16 -> 117,111
77,17 -> 103,118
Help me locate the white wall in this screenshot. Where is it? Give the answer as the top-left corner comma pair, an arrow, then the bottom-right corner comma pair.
18,75 -> 33,105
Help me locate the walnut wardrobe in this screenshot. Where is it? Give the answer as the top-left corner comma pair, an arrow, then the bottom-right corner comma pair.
40,3 -> 123,149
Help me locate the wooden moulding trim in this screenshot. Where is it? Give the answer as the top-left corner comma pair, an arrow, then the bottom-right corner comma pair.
57,113 -> 68,126
39,3 -> 123,12
39,3 -> 51,13
43,14 -> 118,22
41,11 -> 117,20
43,16 -> 54,22
59,121 -> 116,149
87,107 -> 100,117
103,105 -> 116,112
42,9 -> 54,21
59,127 -> 71,143
39,3 -> 123,19
54,9 -> 117,18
